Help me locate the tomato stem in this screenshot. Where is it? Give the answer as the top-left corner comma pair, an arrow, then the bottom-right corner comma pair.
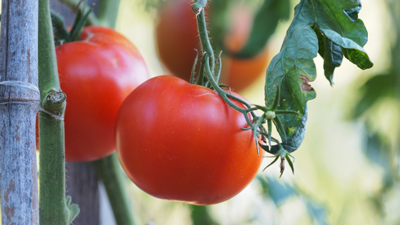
58,0 -> 99,25
191,0 -> 298,176
192,0 -> 215,75
91,153 -> 137,225
190,50 -> 199,84
38,0 -> 80,224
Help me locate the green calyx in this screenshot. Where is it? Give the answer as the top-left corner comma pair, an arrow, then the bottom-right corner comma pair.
261,142 -> 295,178
51,3 -> 93,44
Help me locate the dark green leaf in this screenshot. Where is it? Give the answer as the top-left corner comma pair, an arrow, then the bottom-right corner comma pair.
51,11 -> 70,43
323,37 -> 343,85
229,0 -> 291,58
265,0 -> 372,149
273,104 -> 308,153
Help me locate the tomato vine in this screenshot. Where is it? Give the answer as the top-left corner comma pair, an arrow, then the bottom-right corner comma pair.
190,0 -> 373,175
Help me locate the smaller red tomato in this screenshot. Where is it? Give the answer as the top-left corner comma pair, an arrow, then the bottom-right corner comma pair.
37,26 -> 149,162
115,75 -> 264,205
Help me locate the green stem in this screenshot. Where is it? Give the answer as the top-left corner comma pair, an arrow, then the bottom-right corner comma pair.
39,0 -> 79,224
192,1 -> 215,73
58,0 -> 99,25
58,0 -> 121,28
91,153 -> 136,225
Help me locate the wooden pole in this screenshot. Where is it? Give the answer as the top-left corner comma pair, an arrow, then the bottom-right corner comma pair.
0,0 -> 39,224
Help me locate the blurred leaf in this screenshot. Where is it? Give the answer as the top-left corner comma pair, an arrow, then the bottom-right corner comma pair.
230,0 -> 291,58
258,176 -> 297,205
303,199 -> 328,225
363,131 -> 395,189
189,205 -> 217,225
265,0 -> 372,150
351,73 -> 396,119
258,176 -> 328,224
141,0 -> 165,11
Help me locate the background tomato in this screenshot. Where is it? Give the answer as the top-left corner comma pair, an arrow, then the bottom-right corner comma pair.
155,0 -> 270,92
115,75 -> 264,205
51,26 -> 149,162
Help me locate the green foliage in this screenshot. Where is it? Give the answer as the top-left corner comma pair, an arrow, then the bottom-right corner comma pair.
189,205 -> 217,225
265,0 -> 372,151
258,176 -> 328,225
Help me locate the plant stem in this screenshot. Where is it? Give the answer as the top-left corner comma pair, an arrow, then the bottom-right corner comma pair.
58,0 -> 121,27
91,153 -> 136,225
88,1 -> 136,224
39,0 -> 79,224
58,0 -> 99,25
192,0 -> 215,73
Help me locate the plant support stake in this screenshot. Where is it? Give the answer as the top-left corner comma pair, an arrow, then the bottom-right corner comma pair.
0,0 -> 39,224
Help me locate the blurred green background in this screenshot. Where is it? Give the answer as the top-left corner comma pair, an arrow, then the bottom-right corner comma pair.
114,0 -> 399,224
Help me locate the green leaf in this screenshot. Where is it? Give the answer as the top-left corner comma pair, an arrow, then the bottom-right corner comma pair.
265,0 -> 372,148
322,37 -> 343,85
229,0 -> 291,58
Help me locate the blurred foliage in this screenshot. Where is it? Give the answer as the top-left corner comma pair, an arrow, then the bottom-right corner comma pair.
258,176 -> 328,225
349,0 -> 400,222
186,176 -> 328,225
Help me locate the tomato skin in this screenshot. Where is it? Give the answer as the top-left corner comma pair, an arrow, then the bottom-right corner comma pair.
54,26 -> 149,162
115,75 -> 263,205
156,0 -> 270,92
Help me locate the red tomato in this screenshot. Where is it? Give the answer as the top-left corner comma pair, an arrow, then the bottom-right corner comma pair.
115,76 -> 264,205
155,0 -> 270,92
44,26 -> 149,162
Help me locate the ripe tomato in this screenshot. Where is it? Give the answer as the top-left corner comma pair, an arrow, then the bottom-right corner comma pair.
45,26 -> 149,162
115,76 -> 264,205
155,0 -> 270,92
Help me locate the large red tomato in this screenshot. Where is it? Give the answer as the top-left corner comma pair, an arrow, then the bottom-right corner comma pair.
155,0 -> 270,92
115,75 -> 264,205
53,26 -> 149,162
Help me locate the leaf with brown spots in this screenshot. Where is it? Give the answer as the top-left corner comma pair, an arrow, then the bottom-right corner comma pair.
263,0 -> 372,151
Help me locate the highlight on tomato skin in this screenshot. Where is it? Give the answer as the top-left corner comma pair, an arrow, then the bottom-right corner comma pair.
37,26 -> 149,162
155,0 -> 270,92
115,75 -> 264,205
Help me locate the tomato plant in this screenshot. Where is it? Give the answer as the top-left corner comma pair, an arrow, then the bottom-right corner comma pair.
155,0 -> 270,92
45,26 -> 149,162
115,75 -> 264,205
